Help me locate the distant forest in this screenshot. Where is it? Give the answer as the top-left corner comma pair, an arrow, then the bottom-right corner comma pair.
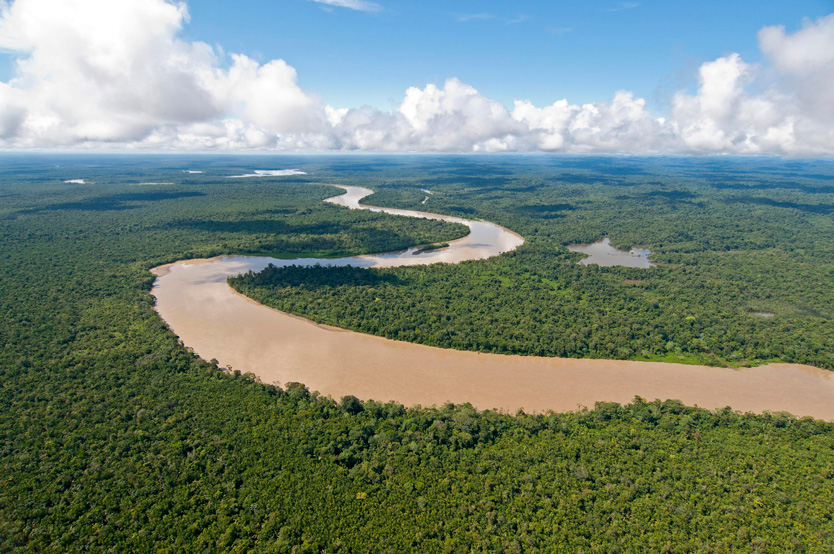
233,156 -> 834,369
2,155 -> 834,551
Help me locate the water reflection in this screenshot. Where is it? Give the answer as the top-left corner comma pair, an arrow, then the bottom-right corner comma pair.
567,237 -> 653,268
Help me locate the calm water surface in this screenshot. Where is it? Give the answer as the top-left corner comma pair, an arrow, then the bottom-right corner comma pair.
152,185 -> 834,419
567,237 -> 653,268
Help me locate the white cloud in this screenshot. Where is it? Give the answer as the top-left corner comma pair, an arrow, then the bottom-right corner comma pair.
454,13 -> 494,22
546,27 -> 573,35
757,14 -> 834,153
513,91 -> 667,152
607,2 -> 640,12
309,0 -> 381,12
397,79 -> 522,147
662,15 -> 834,156
0,0 -> 832,156
0,0 -> 324,148
207,54 -> 326,133
0,82 -> 25,138
0,0 -> 220,145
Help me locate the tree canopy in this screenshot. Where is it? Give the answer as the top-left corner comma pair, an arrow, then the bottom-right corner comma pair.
2,154 -> 834,551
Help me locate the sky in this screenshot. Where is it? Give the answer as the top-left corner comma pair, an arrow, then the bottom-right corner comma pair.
180,0 -> 831,110
0,0 -> 833,155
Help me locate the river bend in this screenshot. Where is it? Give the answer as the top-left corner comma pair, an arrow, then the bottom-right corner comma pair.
151,185 -> 834,419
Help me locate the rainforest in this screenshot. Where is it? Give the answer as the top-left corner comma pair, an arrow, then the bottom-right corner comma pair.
3,154 -> 834,552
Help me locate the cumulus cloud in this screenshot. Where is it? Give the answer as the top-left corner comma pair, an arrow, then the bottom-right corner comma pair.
0,0 -> 323,148
513,91 -> 668,152
757,14 -> 834,153
663,15 -> 834,156
670,52 -> 807,154
321,79 -> 523,152
207,54 -> 325,134
0,0 -> 832,155
0,0 -> 220,144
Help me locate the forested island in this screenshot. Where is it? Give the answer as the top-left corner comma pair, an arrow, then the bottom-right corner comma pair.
231,157 -> 834,369
3,155 -> 834,551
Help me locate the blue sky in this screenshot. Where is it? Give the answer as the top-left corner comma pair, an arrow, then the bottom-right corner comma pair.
175,0 -> 833,112
0,0 -> 832,154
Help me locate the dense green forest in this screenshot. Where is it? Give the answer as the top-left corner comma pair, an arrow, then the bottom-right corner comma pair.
2,155 -> 834,551
232,157 -> 834,369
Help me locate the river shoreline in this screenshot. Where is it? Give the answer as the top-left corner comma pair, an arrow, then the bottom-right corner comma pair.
151,184 -> 834,420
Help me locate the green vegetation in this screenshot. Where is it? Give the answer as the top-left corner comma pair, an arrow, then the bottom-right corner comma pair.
233,157 -> 834,369
2,154 -> 834,551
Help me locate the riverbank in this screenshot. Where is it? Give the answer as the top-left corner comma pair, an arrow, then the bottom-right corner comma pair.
151,184 -> 834,420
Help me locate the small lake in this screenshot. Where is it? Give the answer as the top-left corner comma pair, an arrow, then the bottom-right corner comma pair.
567,237 -> 653,268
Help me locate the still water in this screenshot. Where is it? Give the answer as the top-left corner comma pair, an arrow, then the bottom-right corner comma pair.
567,237 -> 653,268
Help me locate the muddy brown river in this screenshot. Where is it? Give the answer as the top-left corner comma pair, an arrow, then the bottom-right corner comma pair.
152,185 -> 834,419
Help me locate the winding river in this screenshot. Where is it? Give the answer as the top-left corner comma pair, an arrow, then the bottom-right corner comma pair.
152,185 -> 834,420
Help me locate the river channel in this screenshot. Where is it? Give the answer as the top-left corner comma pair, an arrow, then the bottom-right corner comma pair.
151,185 -> 834,419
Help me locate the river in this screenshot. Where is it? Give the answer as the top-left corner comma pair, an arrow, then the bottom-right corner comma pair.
151,185 -> 834,419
